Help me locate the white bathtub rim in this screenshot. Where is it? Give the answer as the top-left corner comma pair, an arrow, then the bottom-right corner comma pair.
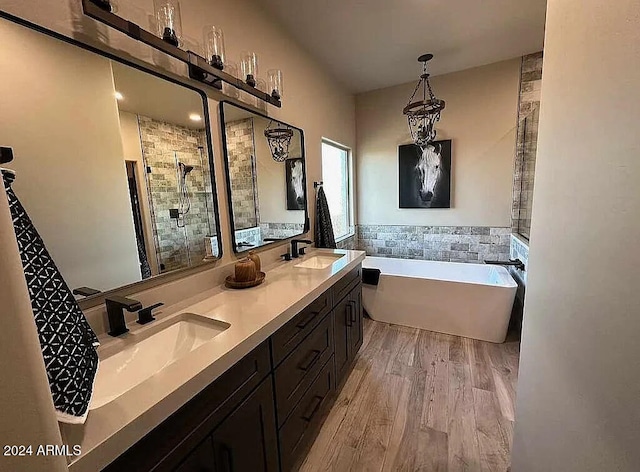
363,257 -> 517,289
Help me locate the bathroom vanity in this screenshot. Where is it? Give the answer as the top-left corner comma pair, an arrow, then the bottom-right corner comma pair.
66,250 -> 364,472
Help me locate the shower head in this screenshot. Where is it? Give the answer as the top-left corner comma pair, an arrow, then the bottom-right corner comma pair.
179,162 -> 195,176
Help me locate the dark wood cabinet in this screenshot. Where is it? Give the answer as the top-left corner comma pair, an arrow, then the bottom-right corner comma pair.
174,438 -> 216,472
333,281 -> 364,386
333,293 -> 351,384
103,263 -> 363,472
274,314 -> 334,426
278,358 -> 335,472
349,285 -> 363,357
210,378 -> 279,472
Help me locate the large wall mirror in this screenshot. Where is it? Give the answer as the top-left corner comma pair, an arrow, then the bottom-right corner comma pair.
0,16 -> 222,300
220,102 -> 309,252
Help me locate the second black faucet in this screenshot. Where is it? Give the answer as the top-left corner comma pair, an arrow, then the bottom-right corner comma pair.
290,239 -> 313,258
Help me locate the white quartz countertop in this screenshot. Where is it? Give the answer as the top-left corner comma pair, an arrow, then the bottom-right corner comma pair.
63,249 -> 365,472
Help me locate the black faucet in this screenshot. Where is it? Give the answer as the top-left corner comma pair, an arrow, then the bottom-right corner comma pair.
105,296 -> 143,336
291,239 -> 313,258
137,303 -> 164,325
484,258 -> 526,271
72,286 -> 102,297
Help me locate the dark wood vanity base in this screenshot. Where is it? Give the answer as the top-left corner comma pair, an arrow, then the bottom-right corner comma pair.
103,265 -> 363,472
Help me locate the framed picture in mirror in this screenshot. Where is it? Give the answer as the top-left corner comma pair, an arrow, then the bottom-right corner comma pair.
0,15 -> 223,304
285,158 -> 305,210
219,101 -> 309,253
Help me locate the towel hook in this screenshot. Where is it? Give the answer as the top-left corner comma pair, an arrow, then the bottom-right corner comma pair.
313,181 -> 323,189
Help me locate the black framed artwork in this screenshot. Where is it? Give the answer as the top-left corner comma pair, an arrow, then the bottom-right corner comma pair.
399,140 -> 452,208
285,157 -> 305,210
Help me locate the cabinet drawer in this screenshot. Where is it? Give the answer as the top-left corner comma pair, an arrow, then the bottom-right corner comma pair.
279,357 -> 335,472
274,314 -> 334,426
332,265 -> 362,305
103,342 -> 271,472
271,290 -> 332,366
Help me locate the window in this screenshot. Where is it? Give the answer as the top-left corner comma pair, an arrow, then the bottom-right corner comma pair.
321,140 -> 353,240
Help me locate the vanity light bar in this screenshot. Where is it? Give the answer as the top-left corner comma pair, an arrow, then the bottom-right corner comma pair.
187,54 -> 282,107
81,0 -> 282,107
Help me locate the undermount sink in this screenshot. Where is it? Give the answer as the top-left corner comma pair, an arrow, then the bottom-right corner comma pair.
91,314 -> 230,409
295,254 -> 344,269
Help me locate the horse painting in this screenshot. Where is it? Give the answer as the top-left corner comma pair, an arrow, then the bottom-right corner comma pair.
286,158 -> 305,210
399,140 -> 451,208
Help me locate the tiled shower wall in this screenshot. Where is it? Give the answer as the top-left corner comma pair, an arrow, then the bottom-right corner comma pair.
225,119 -> 259,230
512,52 -> 543,239
356,225 -> 511,263
138,116 -> 216,272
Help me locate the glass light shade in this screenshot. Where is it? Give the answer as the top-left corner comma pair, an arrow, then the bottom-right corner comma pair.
204,26 -> 225,70
154,0 -> 182,47
268,69 -> 283,100
223,61 -> 240,98
241,51 -> 258,87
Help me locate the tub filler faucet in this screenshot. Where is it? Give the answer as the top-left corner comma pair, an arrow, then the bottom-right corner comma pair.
484,258 -> 526,271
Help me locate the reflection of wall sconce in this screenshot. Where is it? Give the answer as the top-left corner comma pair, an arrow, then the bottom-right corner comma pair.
204,25 -> 225,70
264,121 -> 294,162
154,0 -> 182,47
268,69 -> 283,100
241,51 -> 258,87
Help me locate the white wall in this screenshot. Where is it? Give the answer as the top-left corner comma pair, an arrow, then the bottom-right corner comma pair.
0,19 -> 141,292
356,59 -> 520,226
511,1 -> 640,471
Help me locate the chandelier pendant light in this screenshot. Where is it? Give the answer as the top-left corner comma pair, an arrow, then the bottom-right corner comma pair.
264,120 -> 294,162
403,53 -> 446,149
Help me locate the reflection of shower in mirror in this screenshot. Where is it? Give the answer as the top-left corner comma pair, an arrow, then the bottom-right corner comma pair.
176,153 -> 195,228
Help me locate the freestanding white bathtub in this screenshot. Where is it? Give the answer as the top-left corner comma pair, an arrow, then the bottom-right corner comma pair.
362,257 -> 517,343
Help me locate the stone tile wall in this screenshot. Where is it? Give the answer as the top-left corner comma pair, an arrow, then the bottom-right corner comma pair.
336,234 -> 357,250
512,52 -> 543,239
235,226 -> 262,249
260,222 -> 305,240
510,234 -> 529,284
225,119 -> 259,230
357,225 -> 511,263
138,115 -> 216,272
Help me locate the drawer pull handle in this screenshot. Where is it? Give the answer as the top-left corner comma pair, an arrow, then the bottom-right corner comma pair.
350,301 -> 357,324
298,349 -> 322,371
296,310 -> 319,329
301,395 -> 324,422
346,303 -> 352,327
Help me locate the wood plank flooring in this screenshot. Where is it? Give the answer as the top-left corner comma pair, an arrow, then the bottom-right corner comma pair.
299,319 -> 520,472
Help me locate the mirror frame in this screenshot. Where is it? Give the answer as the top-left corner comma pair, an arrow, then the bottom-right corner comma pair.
219,100 -> 310,254
0,11 -> 224,307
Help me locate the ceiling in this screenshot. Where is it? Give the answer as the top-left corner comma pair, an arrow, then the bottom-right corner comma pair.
262,0 -> 547,93
111,62 -> 206,129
